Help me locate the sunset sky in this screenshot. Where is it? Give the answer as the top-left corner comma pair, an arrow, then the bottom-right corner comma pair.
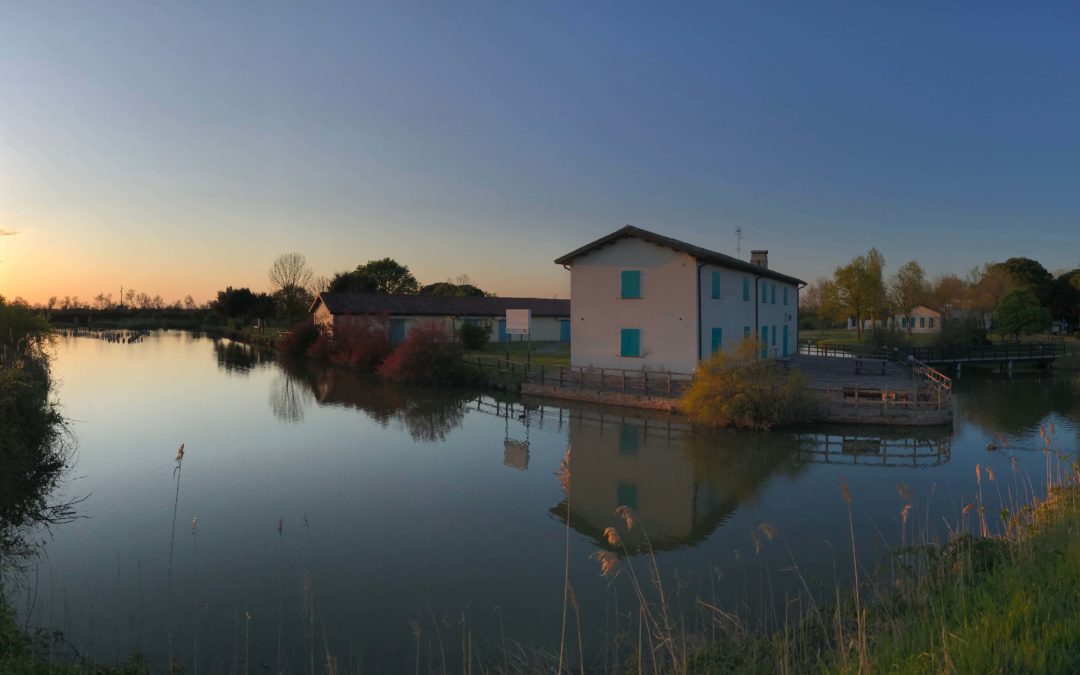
2,3 -> 1079,305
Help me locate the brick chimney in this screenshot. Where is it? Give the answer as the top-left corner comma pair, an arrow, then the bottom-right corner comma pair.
750,250 -> 769,269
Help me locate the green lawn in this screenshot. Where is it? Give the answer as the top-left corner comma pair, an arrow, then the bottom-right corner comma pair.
799,329 -> 938,348
463,339 -> 570,368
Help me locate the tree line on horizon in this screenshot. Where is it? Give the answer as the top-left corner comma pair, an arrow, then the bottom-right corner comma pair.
801,250 -> 1080,342
219,253 -> 490,324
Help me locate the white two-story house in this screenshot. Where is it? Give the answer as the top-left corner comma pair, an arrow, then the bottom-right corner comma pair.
555,226 -> 805,373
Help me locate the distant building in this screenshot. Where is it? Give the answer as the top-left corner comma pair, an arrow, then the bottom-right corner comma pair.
309,293 -> 570,344
847,305 -> 941,334
554,225 -> 804,372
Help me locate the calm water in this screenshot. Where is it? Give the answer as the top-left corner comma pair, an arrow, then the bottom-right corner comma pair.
10,332 -> 1079,671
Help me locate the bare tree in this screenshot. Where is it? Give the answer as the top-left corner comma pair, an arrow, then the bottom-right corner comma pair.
183,295 -> 197,310
46,296 -> 57,311
269,252 -> 315,322
308,275 -> 332,297
269,252 -> 314,294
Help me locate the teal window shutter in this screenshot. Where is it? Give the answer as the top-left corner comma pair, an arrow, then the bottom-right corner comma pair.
742,277 -> 749,301
743,325 -> 750,338
929,317 -> 935,328
711,327 -> 722,353
771,283 -> 776,304
771,325 -> 777,346
617,482 -> 639,510
620,328 -> 641,357
621,271 -> 641,299
618,424 -> 640,455
920,317 -> 926,328
711,271 -> 721,299
783,286 -> 788,305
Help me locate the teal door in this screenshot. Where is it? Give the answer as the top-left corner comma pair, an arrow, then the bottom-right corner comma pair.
560,319 -> 571,342
389,319 -> 407,345
497,319 -> 508,343
782,325 -> 789,357
711,327 -> 722,354
760,326 -> 769,358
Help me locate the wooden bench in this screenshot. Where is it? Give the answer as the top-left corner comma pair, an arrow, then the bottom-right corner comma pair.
854,357 -> 887,375
842,387 -> 881,399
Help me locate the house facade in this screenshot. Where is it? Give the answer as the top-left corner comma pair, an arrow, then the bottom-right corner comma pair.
555,226 -> 804,373
310,293 -> 571,344
847,305 -> 941,334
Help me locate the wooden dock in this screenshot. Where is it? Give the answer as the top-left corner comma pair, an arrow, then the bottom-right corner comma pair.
792,355 -> 952,426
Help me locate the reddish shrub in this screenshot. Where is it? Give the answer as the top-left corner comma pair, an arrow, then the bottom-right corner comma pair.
326,319 -> 391,370
301,315 -> 391,372
277,318 -> 320,358
376,322 -> 468,384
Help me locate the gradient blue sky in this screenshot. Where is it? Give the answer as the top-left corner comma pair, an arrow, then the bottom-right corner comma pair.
2,2 -> 1079,303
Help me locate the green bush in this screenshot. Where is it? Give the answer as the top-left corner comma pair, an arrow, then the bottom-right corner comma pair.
681,339 -> 817,430
458,321 -> 490,350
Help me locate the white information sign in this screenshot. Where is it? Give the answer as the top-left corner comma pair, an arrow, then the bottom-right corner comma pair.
505,309 -> 531,335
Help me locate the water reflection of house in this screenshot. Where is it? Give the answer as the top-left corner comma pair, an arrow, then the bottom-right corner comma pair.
503,439 -> 530,470
550,408 -> 807,551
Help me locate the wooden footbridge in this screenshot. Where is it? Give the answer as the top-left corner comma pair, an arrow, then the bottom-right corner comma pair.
903,342 -> 1068,367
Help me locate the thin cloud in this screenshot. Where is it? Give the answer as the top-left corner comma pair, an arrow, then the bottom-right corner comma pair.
0,229 -> 17,237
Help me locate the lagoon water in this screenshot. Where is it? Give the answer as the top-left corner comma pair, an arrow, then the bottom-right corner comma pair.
12,331 -> 1079,671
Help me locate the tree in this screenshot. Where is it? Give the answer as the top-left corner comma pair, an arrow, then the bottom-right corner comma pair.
888,260 -> 926,336
418,281 -> 486,297
327,258 -> 421,295
355,258 -> 419,295
833,249 -> 886,340
926,274 -> 967,321
1048,269 -> 1080,328
269,252 -> 314,293
994,288 -> 1051,342
46,296 -> 57,311
800,277 -> 840,332
328,269 -> 377,293
183,295 -> 197,311
93,292 -> 113,310
269,253 -> 315,322
967,263 -> 1016,315
309,275 -> 332,297
995,258 -> 1053,303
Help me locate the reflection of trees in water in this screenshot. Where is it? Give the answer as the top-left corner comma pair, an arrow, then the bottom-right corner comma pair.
269,368 -> 312,424
1,361 -> 79,571
954,374 -> 1080,441
212,338 -> 267,374
275,359 -> 476,441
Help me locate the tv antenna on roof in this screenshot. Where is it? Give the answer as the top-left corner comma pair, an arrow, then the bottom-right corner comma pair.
735,227 -> 743,259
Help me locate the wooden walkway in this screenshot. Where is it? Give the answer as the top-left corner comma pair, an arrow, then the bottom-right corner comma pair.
792,355 -> 917,393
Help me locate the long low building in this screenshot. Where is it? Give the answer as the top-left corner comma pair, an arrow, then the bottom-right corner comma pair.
310,292 -> 571,344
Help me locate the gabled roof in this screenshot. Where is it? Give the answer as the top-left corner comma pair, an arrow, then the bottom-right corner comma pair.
310,292 -> 570,318
554,225 -> 805,286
